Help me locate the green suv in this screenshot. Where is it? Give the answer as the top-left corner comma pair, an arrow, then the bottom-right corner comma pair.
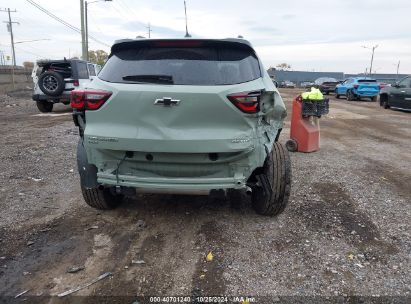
71,38 -> 291,216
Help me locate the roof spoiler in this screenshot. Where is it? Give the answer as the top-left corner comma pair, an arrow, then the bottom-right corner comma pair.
110,38 -> 254,57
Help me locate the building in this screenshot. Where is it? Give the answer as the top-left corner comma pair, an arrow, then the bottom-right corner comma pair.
267,68 -> 409,86
267,68 -> 344,84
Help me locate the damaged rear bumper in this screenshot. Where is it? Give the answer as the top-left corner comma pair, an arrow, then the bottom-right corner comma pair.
97,172 -> 247,194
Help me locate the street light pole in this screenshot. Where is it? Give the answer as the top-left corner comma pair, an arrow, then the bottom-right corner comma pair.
84,0 -> 112,61
85,1 -> 89,60
80,0 -> 87,60
396,60 -> 400,79
362,45 -> 378,77
369,45 -> 378,77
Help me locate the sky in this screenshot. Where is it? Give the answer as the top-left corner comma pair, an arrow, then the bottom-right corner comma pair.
0,0 -> 410,74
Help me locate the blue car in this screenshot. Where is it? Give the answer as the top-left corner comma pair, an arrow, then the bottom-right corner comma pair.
335,77 -> 380,101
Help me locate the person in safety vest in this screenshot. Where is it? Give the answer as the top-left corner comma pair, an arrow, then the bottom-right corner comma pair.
302,87 -> 323,100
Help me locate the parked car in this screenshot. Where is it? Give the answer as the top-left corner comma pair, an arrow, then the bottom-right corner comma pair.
376,78 -> 397,89
379,76 -> 411,111
71,38 -> 291,216
300,81 -> 314,88
279,80 -> 296,88
378,82 -> 391,89
314,77 -> 339,95
32,59 -> 99,112
335,77 -> 380,101
270,76 -> 279,87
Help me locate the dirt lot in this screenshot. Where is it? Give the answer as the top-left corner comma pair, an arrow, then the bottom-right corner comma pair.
0,89 -> 410,301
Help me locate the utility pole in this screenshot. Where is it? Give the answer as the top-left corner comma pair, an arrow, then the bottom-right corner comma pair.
0,50 -> 4,65
184,0 -> 191,38
1,8 -> 18,66
84,1 -> 112,61
396,60 -> 400,79
146,22 -> 152,38
85,1 -> 89,60
80,0 -> 87,60
369,45 -> 378,78
362,45 -> 378,78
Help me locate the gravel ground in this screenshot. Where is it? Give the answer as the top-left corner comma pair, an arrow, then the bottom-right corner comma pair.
0,89 -> 410,302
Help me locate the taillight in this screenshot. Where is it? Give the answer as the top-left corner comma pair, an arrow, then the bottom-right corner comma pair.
73,79 -> 79,86
70,90 -> 85,109
227,91 -> 261,114
353,84 -> 359,89
70,89 -> 112,110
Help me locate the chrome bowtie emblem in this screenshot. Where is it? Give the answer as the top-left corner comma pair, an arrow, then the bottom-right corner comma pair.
154,97 -> 180,106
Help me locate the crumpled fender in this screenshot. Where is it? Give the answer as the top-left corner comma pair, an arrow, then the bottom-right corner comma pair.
260,70 -> 287,127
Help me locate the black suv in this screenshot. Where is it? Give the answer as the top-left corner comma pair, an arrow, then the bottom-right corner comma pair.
379,76 -> 411,111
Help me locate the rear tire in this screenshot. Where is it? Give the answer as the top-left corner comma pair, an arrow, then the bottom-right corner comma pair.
77,138 -> 124,210
380,94 -> 390,109
371,96 -> 377,102
81,186 -> 124,210
251,142 -> 291,216
36,100 -> 53,113
334,89 -> 340,99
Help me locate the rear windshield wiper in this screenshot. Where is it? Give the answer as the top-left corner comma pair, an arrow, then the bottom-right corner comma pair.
122,74 -> 174,84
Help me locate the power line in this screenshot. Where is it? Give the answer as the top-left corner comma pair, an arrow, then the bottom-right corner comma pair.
117,0 -> 138,20
87,10 -> 104,36
25,0 -> 110,48
26,0 -> 80,33
15,39 -> 50,44
111,2 -> 131,21
15,45 -> 45,58
2,41 -> 49,58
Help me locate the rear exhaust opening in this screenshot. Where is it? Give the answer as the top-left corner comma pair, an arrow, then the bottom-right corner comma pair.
209,153 -> 218,161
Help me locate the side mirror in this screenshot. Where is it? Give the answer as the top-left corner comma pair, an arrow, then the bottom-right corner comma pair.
392,83 -> 400,88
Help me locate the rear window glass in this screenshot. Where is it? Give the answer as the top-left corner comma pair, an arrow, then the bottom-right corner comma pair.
358,79 -> 376,83
98,47 -> 261,85
88,64 -> 96,76
77,62 -> 89,79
